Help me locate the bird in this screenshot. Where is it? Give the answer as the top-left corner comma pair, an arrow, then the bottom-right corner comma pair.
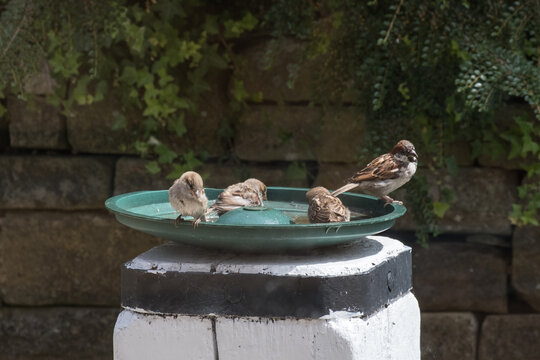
331,140 -> 418,206
168,171 -> 208,228
206,178 -> 267,216
306,186 -> 350,223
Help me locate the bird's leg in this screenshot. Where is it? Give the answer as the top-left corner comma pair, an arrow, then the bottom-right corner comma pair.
382,195 -> 403,207
192,215 -> 206,229
174,214 -> 185,227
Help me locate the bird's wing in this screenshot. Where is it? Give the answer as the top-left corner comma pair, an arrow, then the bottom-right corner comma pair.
308,197 -> 328,223
331,182 -> 359,197
309,195 -> 349,223
323,194 -> 349,222
229,184 -> 260,205
348,153 -> 401,182
207,183 -> 259,215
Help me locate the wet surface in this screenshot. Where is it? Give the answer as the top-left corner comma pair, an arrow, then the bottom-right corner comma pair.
132,200 -> 376,224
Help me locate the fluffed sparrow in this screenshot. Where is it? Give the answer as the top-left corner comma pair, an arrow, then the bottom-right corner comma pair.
307,186 -> 351,223
332,140 -> 418,205
207,178 -> 267,216
168,171 -> 208,228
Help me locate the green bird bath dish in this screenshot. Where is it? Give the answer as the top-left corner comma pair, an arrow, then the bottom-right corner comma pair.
105,187 -> 406,252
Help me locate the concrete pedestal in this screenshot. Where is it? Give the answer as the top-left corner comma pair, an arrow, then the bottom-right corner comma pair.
114,236 -> 420,360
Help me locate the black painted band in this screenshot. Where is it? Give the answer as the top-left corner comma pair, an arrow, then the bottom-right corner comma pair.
121,249 -> 412,318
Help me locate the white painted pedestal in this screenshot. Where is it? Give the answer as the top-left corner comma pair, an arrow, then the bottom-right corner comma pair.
114,236 -> 420,360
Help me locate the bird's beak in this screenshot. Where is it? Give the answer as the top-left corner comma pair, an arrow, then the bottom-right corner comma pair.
195,189 -> 201,198
411,149 -> 418,161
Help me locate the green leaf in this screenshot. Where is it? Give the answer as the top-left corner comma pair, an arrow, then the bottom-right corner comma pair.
522,137 -> 539,156
122,66 -> 138,85
251,92 -> 263,103
398,82 -> 410,100
231,79 -> 249,101
441,188 -> 456,204
203,15 -> 219,35
509,204 -> 523,225
445,156 -> 459,176
286,162 -> 307,180
168,114 -> 187,136
182,150 -> 203,169
224,12 -> 258,38
167,163 -> 189,180
94,80 -> 108,102
134,141 -> 150,156
166,151 -> 203,181
112,113 -> 127,130
433,201 -> 450,218
145,161 -> 161,174
72,76 -> 91,105
0,103 -> 6,118
155,143 -> 178,164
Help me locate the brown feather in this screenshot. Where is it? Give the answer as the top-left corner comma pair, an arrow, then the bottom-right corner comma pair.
207,180 -> 265,215
307,187 -> 350,223
347,154 -> 401,183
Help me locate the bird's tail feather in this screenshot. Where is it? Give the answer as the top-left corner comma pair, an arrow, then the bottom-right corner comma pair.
332,183 -> 359,197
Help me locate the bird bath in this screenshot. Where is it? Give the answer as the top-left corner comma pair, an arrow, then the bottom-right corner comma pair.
105,187 -> 406,252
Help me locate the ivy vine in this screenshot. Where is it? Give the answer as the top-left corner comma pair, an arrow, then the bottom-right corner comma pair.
1,0 -> 540,243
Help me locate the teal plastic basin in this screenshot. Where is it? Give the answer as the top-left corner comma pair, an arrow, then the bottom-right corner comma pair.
105,187 -> 406,252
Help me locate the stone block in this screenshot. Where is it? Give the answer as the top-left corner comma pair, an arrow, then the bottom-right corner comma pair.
7,96 -> 69,149
0,307 -> 118,359
0,155 -> 113,209
466,234 -> 511,248
478,315 -> 540,360
314,162 -> 359,190
412,242 -> 508,313
114,158 -> 268,194
114,158 -> 310,195
0,110 -> 8,150
421,313 -> 478,360
67,96 -> 141,155
391,168 -> 518,235
512,225 -> 540,311
121,236 -> 412,317
445,141 -> 474,166
427,168 -> 517,235
238,39 -> 316,102
234,105 -> 364,162
114,157 -> 173,195
23,59 -> 57,95
242,163 -> 310,188
0,211 -> 163,306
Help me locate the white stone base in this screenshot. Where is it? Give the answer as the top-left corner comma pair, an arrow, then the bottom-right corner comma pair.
114,292 -> 420,360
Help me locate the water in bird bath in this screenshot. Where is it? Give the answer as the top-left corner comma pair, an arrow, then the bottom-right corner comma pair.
126,198 -> 375,225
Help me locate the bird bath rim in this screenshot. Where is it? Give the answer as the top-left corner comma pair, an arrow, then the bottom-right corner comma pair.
105,187 -> 406,252
105,187 -> 406,229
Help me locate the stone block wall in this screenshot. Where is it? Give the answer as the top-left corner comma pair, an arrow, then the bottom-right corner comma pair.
0,39 -> 539,359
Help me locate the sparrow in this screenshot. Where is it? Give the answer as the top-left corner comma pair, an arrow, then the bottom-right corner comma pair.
331,140 -> 418,205
306,186 -> 351,223
168,171 -> 208,228
207,178 -> 268,216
